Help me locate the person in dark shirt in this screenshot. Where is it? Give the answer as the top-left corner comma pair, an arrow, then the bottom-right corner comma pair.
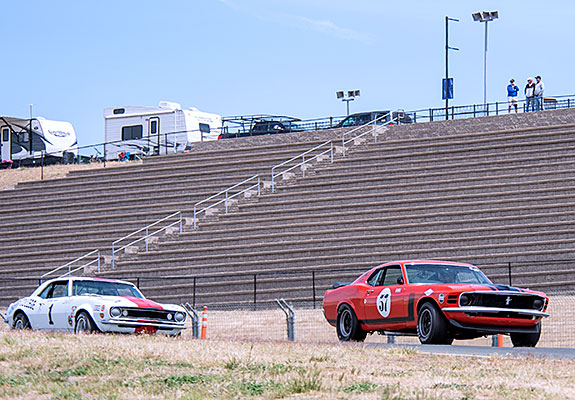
525,78 -> 536,112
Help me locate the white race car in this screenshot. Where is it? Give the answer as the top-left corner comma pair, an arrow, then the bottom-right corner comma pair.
3,277 -> 187,335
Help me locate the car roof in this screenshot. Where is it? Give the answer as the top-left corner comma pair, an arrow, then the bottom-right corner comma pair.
42,276 -> 136,287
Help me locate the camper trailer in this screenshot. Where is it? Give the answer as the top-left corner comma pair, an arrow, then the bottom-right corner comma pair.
103,101 -> 222,160
0,116 -> 78,168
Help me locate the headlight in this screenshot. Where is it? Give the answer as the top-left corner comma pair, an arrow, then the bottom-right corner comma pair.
167,313 -> 173,320
459,294 -> 472,306
174,312 -> 186,323
533,299 -> 544,310
110,307 -> 122,318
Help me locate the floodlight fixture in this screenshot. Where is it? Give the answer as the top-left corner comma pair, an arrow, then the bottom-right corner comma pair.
472,10 -> 499,108
336,89 -> 361,115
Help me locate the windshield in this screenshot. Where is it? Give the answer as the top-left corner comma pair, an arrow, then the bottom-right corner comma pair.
72,280 -> 144,298
405,263 -> 492,285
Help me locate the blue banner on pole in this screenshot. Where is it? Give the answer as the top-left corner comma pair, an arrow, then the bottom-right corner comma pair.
442,78 -> 454,100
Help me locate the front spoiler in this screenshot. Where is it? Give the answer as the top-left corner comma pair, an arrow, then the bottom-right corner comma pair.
100,319 -> 186,331
449,319 -> 540,334
442,306 -> 549,318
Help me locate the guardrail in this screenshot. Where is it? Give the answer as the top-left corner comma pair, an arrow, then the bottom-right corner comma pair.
41,249 -> 101,281
271,140 -> 334,192
341,111 -> 400,157
112,211 -> 182,269
193,175 -> 261,229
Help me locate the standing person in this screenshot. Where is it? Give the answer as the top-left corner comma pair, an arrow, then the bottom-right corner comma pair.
507,79 -> 519,113
525,78 -> 536,112
534,75 -> 545,111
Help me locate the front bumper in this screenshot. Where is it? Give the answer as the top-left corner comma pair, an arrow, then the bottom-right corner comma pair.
442,306 -> 549,318
100,319 -> 186,331
449,319 -> 540,334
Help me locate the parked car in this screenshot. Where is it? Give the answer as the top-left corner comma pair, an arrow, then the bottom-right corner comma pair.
336,111 -> 413,128
323,260 -> 549,346
219,119 -> 303,139
3,277 -> 187,335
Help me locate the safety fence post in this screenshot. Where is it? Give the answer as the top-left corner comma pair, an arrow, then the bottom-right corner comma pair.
182,303 -> 201,339
508,262 -> 512,286
275,298 -> 295,342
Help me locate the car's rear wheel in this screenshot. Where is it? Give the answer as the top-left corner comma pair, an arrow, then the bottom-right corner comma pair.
75,312 -> 96,334
417,303 -> 453,345
336,304 -> 367,342
510,323 -> 541,347
13,313 -> 30,330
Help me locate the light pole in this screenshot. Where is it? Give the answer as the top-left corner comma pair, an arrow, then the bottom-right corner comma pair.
472,11 -> 498,110
336,90 -> 360,116
445,16 -> 459,120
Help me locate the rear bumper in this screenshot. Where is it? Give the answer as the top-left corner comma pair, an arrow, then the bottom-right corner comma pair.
449,319 -> 540,334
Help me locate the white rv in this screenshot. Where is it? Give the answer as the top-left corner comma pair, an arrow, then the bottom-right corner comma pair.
0,116 -> 78,167
103,101 -> 222,160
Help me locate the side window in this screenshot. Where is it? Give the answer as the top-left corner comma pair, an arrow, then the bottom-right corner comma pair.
1,127 -> 9,142
367,269 -> 384,286
38,284 -> 53,299
150,120 -> 158,134
51,282 -> 69,298
39,281 -> 69,299
121,125 -> 143,140
382,266 -> 403,285
199,123 -> 210,134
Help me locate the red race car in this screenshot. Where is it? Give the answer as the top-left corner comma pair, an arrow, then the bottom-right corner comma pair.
323,260 -> 549,347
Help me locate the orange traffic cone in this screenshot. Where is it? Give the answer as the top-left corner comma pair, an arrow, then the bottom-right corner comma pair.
497,334 -> 503,347
200,306 -> 207,339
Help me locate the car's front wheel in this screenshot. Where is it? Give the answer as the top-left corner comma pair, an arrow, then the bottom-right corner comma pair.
510,323 -> 541,347
13,313 -> 30,330
417,303 -> 453,345
336,304 -> 367,342
75,312 -> 96,334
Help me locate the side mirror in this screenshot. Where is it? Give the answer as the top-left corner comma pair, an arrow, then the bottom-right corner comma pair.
397,277 -> 405,285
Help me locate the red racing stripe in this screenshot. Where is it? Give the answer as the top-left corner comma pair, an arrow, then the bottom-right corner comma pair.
123,296 -> 163,309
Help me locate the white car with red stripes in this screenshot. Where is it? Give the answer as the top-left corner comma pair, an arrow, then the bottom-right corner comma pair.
3,277 -> 186,335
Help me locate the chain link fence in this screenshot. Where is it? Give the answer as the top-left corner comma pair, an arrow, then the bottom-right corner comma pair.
1,295 -> 573,347
178,295 -> 575,348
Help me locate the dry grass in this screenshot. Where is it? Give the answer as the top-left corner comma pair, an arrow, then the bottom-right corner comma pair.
1,301 -> 575,400
0,328 -> 574,400
0,161 -> 138,190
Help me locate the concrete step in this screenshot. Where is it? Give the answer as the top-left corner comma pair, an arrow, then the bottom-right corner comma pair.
198,201 -> 575,231
111,240 -> 575,276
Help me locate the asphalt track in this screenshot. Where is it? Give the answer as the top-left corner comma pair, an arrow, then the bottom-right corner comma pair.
363,343 -> 575,360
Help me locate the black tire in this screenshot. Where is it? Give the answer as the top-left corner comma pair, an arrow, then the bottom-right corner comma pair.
336,304 -> 367,342
417,302 -> 453,345
13,312 -> 31,330
510,323 -> 541,347
75,311 -> 96,334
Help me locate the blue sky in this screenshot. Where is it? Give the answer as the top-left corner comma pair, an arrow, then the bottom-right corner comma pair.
1,0 -> 572,146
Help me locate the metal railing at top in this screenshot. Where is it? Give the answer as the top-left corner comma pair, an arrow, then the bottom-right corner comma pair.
41,249 -> 101,281
271,140 -> 334,192
112,211 -> 183,269
341,111 -> 400,157
193,175 -> 261,229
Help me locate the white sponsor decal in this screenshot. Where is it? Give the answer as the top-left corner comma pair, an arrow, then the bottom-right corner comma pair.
377,288 -> 392,318
424,288 -> 434,296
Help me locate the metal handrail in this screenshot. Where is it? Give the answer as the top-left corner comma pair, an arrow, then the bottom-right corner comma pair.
112,211 -> 182,269
41,249 -> 101,280
341,111 -> 400,157
193,175 -> 261,229
271,140 -> 333,192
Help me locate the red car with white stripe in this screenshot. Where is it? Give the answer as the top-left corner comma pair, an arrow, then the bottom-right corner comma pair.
4,277 -> 186,335
323,260 -> 549,346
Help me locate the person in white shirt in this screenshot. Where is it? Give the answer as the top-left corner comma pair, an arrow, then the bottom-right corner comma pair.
534,75 -> 545,111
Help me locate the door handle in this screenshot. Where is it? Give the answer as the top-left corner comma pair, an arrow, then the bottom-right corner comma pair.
366,290 -> 374,295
